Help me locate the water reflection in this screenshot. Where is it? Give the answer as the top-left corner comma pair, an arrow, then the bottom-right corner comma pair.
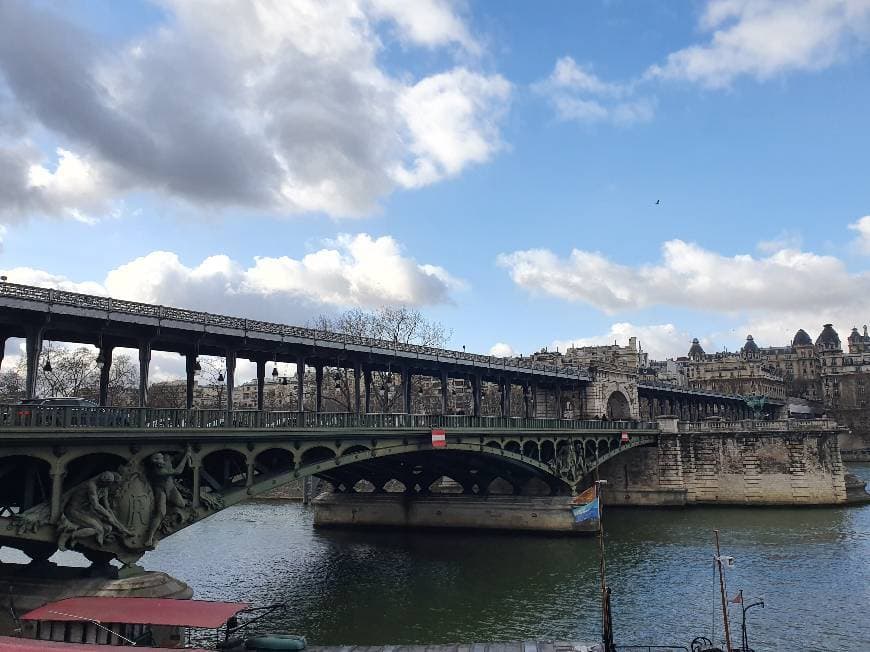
138,464 -> 869,651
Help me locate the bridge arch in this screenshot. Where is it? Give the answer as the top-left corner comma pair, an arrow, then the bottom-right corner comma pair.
605,390 -> 631,420
0,455 -> 51,515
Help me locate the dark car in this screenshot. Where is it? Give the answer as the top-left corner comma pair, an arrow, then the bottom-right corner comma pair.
8,397 -> 100,427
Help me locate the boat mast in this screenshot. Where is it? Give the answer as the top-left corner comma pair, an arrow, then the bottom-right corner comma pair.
596,480 -> 615,652
713,530 -> 733,652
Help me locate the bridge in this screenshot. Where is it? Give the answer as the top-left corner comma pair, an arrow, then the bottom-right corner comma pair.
0,283 -> 794,569
0,405 -> 657,567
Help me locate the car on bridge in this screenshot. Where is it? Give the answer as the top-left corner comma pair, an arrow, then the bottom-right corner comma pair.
4,397 -> 100,427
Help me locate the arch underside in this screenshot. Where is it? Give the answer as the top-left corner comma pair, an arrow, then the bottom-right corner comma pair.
0,435 -> 653,562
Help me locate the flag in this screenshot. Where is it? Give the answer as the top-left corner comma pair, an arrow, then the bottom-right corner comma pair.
571,497 -> 600,523
729,592 -> 743,604
572,485 -> 597,505
570,485 -> 600,523
431,429 -> 446,448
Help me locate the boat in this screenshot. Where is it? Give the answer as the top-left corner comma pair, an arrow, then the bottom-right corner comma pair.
2,596 -> 305,650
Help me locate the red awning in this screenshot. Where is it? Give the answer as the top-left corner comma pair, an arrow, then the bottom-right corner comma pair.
0,636 -> 210,651
21,597 -> 249,629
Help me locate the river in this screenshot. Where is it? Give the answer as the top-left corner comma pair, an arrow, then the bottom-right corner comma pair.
137,463 -> 870,651
3,467 -> 867,651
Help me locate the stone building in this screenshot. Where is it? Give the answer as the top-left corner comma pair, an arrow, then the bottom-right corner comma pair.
683,335 -> 787,401
682,324 -> 870,449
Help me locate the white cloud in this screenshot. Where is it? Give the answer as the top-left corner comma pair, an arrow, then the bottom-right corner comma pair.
533,56 -> 655,126
489,342 -> 515,357
849,215 -> 870,254
366,0 -> 480,53
0,0 -> 509,223
551,323 -> 691,361
394,69 -> 511,187
1,234 -> 464,323
498,237 -> 868,315
647,0 -> 870,88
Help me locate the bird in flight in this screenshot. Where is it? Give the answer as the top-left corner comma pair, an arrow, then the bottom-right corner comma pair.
655,199 -> 661,205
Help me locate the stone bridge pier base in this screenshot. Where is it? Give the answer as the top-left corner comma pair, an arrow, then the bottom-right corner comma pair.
596,428 -> 848,506
312,494 -> 599,534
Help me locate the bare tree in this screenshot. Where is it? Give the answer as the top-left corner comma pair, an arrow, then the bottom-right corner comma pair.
106,354 -> 138,406
0,370 -> 24,402
312,307 -> 452,413
148,382 -> 188,409
19,344 -> 100,400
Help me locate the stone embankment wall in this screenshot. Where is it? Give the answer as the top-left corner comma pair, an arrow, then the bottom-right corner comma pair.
598,431 -> 848,506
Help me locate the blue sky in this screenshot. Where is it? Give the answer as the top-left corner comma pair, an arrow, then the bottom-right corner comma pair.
2,0 -> 870,368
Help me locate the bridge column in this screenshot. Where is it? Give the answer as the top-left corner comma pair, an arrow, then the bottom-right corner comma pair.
354,363 -> 362,414
402,368 -> 412,414
24,324 -> 45,399
363,367 -> 372,413
314,364 -> 323,413
296,356 -> 306,411
0,332 -> 7,374
472,374 -> 481,418
98,345 -> 114,406
441,371 -> 449,415
138,340 -> 151,407
523,383 -> 530,418
49,465 -> 66,523
225,350 -> 236,420
255,358 -> 266,411
185,353 -> 197,409
190,461 -> 201,509
531,384 -> 538,417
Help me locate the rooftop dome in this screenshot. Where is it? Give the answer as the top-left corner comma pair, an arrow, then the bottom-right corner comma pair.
849,327 -> 861,341
741,334 -> 760,358
792,329 -> 812,347
815,323 -> 841,350
688,337 -> 705,359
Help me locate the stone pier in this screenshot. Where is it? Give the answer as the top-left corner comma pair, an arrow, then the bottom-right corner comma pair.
597,422 -> 849,506
313,494 -> 598,534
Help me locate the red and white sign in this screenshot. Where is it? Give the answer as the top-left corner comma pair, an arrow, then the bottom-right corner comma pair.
620,432 -> 630,444
431,429 -> 447,448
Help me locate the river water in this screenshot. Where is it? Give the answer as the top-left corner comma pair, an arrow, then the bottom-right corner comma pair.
135,463 -> 870,652
2,467 -> 867,651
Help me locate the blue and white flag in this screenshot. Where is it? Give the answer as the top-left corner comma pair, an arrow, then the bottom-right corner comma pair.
571,496 -> 600,523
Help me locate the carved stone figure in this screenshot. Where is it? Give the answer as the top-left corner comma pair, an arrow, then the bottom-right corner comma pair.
144,449 -> 192,547
57,471 -> 133,551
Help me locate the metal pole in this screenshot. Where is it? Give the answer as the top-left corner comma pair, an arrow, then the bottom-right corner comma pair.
714,529 -> 734,652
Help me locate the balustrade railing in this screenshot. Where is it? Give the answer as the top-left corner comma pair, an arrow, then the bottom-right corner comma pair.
0,404 -> 658,432
678,418 -> 841,432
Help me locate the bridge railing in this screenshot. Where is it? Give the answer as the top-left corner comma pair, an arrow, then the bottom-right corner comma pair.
0,404 -> 659,432
678,418 -> 842,433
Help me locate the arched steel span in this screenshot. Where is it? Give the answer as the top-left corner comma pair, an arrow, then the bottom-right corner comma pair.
0,429 -> 655,564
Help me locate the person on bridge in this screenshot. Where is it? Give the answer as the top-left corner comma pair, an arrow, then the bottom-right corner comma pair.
145,448 -> 192,548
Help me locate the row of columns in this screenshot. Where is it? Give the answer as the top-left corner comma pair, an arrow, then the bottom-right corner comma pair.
640,395 -> 752,421
7,326 -> 566,419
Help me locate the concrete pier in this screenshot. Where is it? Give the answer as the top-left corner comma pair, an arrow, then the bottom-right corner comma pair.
313,494 -> 597,534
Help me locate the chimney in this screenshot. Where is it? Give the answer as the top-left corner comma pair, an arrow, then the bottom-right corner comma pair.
629,336 -> 637,351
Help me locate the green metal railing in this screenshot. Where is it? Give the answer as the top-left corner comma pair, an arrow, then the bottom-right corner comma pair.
0,404 -> 659,432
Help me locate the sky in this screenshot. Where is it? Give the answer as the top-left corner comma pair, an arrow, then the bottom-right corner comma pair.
2,0 -> 870,377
